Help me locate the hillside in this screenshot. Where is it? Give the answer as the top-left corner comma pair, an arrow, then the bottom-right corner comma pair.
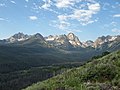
0,45 -> 70,73
24,50 -> 120,90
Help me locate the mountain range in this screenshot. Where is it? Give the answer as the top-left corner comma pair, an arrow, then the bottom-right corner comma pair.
0,32 -> 120,51
0,33 -> 120,63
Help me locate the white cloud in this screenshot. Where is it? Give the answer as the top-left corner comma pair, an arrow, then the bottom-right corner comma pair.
39,1 -> 59,14
88,3 -> 100,12
41,0 -> 52,9
10,1 -> 16,4
56,1 -> 100,26
112,28 -> 120,33
69,7 -> 100,25
0,18 -> 5,21
113,14 -> 120,18
110,22 -> 117,26
41,3 -> 50,9
39,0 -> 101,30
50,20 -> 70,30
58,15 -> 68,21
0,17 -> 9,22
48,8 -> 60,14
29,16 -> 38,20
70,10 -> 93,19
58,21 -> 70,29
0,3 -> 6,7
56,0 -> 75,8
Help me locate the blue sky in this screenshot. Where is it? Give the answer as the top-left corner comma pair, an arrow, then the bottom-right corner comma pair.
0,0 -> 120,41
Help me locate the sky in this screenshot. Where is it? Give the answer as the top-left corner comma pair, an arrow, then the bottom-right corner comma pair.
0,0 -> 120,41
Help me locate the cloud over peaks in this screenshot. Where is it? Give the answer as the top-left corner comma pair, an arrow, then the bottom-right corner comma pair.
56,0 -> 75,8
113,14 -> 120,18
29,16 -> 38,20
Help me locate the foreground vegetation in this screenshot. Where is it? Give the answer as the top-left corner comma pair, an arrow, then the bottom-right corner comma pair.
24,50 -> 120,90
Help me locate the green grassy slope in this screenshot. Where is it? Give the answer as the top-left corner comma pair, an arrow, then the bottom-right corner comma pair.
24,50 -> 120,90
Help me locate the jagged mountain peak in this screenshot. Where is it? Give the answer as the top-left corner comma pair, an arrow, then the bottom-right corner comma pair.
6,32 -> 29,43
67,32 -> 75,35
67,32 -> 82,47
12,32 -> 28,38
83,40 -> 94,47
56,34 -> 67,40
33,33 -> 44,39
45,35 -> 56,41
94,35 -> 120,48
67,32 -> 76,40
48,35 -> 54,38
67,32 -> 80,42
86,40 -> 94,43
97,35 -> 118,41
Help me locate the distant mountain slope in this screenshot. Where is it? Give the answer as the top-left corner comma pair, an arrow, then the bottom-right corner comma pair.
0,45 -> 69,73
0,44 -> 100,73
14,33 -> 48,47
24,50 -> 120,90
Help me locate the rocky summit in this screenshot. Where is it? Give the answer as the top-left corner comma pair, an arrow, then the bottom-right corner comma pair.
67,33 -> 82,47
6,32 -> 30,43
